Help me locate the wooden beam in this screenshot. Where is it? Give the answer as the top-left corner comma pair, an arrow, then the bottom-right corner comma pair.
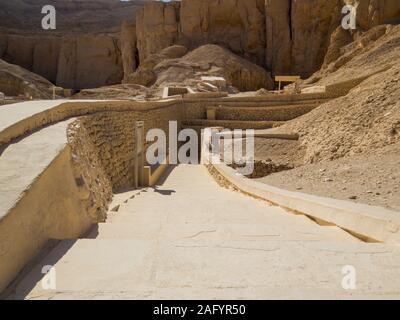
275,76 -> 301,82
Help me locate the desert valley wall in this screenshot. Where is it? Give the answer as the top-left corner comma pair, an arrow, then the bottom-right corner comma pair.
136,0 -> 400,78
1,0 -> 399,90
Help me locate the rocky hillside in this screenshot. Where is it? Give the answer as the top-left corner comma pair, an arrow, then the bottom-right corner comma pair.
1,0 -> 399,91
0,0 -> 146,34
127,44 -> 273,91
0,0 -> 146,89
283,24 -> 400,163
136,0 -> 400,78
256,24 -> 400,210
0,58 -> 59,99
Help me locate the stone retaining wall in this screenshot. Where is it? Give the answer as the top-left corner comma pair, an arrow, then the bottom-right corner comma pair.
73,105 -> 183,192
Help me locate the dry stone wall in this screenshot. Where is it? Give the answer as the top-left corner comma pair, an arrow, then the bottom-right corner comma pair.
71,105 -> 183,192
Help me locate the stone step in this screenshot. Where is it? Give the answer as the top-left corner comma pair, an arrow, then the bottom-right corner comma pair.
10,238 -> 400,300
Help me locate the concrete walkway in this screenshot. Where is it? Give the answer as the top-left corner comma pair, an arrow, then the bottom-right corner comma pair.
8,165 -> 400,299
0,119 -> 74,219
0,99 -> 109,134
0,100 -> 71,133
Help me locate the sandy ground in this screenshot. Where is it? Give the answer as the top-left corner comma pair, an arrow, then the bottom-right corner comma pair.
256,143 -> 400,212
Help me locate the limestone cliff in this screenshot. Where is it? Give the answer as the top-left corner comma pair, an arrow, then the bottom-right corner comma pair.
1,0 -> 399,89
134,0 -> 400,78
0,58 -> 58,99
0,0 -> 144,89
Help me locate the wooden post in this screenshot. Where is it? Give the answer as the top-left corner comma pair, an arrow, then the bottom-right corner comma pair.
134,121 -> 145,189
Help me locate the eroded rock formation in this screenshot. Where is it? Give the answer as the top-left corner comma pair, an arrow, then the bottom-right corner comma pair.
0,58 -> 59,99
0,0 -> 144,89
1,0 -> 399,90
126,44 -> 273,91
134,0 -> 400,78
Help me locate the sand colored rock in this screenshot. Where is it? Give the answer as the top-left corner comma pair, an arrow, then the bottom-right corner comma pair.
127,44 -> 273,91
179,44 -> 273,91
0,0 -> 145,89
135,1 -> 180,64
265,0 -> 292,75
344,0 -> 400,30
179,0 -> 266,66
134,0 -> 400,79
135,0 -> 267,67
290,0 -> 342,77
0,34 -> 124,90
121,22 -> 137,83
56,35 -> 123,89
0,59 -> 58,99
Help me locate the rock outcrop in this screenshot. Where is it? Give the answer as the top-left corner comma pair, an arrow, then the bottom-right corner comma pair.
127,44 -> 273,91
134,0 -> 400,78
1,0 -> 399,89
126,45 -> 189,87
121,22 -> 138,83
281,24 -> 400,163
0,58 -> 59,99
136,0 -> 266,67
0,34 -> 123,90
56,35 -> 123,89
0,0 -> 144,89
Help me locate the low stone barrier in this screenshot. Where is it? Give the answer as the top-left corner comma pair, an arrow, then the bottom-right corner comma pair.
209,162 -> 400,244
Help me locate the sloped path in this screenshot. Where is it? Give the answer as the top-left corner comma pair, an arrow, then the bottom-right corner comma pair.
9,165 -> 400,299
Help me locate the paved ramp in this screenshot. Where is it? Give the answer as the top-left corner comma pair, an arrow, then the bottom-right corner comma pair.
9,165 -> 400,299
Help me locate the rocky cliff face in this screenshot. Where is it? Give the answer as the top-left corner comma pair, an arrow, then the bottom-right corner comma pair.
0,58 -> 59,99
135,0 -> 400,78
1,0 -> 399,90
0,0 -> 145,89
0,34 -> 123,89
136,0 -> 266,68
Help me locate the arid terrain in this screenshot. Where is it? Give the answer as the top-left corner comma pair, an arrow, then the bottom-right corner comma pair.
1,0 -> 400,300
253,24 -> 400,211
0,0 -> 399,208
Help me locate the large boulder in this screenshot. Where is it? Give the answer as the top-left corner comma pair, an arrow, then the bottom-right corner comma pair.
0,58 -> 58,99
127,44 -> 273,91
125,45 -> 188,86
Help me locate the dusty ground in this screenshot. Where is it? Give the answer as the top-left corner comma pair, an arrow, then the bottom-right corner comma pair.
257,143 -> 400,212
254,138 -> 305,166
250,25 -> 400,212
